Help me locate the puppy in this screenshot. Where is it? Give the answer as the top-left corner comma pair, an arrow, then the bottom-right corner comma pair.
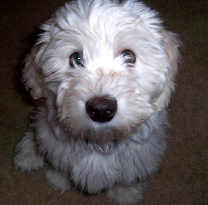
14,0 -> 179,204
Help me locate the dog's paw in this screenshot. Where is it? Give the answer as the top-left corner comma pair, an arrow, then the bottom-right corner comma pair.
13,131 -> 44,172
45,169 -> 71,193
107,181 -> 147,205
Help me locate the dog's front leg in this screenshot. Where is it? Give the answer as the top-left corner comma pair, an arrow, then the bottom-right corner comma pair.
107,181 -> 148,205
44,168 -> 71,193
13,130 -> 44,172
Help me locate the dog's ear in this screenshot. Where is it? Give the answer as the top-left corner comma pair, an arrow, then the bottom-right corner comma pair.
22,45 -> 45,99
22,21 -> 53,99
154,31 -> 180,111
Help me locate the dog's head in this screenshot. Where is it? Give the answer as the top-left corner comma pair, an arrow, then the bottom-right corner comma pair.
23,0 -> 179,142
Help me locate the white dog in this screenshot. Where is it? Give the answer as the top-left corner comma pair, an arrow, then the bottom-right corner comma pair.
14,0 -> 179,204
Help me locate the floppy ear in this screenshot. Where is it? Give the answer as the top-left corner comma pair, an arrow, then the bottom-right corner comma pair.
154,31 -> 180,111
22,44 -> 45,99
22,19 -> 54,99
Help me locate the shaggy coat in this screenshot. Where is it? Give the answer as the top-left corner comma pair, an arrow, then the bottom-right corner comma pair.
14,0 -> 179,204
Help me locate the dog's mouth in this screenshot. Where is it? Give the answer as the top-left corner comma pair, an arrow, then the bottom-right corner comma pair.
63,114 -> 143,147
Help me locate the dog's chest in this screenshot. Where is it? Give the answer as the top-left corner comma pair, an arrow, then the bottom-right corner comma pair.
68,141 -> 140,193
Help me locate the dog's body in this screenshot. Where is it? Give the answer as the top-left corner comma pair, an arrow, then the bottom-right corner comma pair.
14,0 -> 179,204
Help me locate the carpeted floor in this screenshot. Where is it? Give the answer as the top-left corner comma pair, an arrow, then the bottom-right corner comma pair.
0,0 -> 207,204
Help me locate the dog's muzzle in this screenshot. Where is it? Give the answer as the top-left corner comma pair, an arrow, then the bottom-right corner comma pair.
86,96 -> 117,123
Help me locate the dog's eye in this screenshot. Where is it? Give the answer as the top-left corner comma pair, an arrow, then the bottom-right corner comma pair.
122,50 -> 136,64
70,52 -> 84,68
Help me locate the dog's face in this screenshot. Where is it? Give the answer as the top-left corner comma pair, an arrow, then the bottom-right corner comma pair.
23,0 -> 179,142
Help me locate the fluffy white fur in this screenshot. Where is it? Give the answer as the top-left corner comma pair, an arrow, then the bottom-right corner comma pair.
14,0 -> 179,204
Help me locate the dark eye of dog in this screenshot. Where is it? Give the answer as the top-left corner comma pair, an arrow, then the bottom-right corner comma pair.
122,50 -> 136,64
70,52 -> 84,68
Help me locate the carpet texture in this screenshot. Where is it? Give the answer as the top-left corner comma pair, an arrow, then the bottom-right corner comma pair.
0,0 -> 207,204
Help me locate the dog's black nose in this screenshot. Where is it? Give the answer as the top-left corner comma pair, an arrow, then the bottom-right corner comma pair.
86,96 -> 117,123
